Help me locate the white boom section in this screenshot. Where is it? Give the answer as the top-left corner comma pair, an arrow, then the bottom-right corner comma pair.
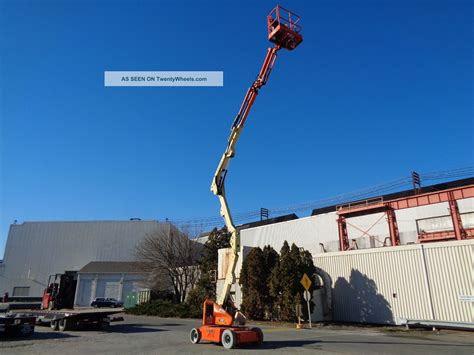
211,46 -> 280,306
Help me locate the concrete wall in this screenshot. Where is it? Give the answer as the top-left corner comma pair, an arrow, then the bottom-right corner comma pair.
0,221 -> 169,297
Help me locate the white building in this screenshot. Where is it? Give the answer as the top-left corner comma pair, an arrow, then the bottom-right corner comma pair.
217,178 -> 474,326
0,220 -> 171,298
74,261 -> 147,307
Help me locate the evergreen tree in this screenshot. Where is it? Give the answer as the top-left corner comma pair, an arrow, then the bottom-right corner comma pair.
239,245 -> 279,320
186,227 -> 230,315
269,241 -> 316,322
197,227 -> 231,298
239,247 -> 266,319
269,241 -> 293,320
297,248 -> 316,320
262,245 -> 279,319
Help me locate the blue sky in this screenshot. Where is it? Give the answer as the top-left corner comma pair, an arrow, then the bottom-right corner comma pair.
1,0 -> 472,256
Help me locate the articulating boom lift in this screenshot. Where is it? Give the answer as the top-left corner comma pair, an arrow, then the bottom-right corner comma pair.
189,5 -> 303,349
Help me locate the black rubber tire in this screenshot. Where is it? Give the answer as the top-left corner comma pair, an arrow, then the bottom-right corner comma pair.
100,319 -> 110,330
20,324 -> 34,337
58,318 -> 68,332
50,320 -> 58,331
221,329 -> 236,350
190,328 -> 201,344
251,327 -> 264,345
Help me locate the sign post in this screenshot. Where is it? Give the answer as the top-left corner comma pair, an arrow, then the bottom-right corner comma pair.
300,273 -> 312,329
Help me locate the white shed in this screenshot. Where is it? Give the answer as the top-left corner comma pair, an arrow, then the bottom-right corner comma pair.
74,261 -> 148,307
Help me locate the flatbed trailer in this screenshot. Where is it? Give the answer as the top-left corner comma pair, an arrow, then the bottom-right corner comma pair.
0,314 -> 36,337
10,308 -> 124,332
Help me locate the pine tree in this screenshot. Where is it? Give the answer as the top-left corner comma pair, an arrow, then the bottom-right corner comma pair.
186,227 -> 230,315
269,241 -> 294,320
240,245 -> 279,320
298,249 -> 316,319
239,247 -> 266,319
262,245 -> 279,319
269,241 -> 316,322
197,227 -> 231,298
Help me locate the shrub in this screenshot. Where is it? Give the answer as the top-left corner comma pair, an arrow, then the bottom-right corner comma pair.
126,299 -> 201,319
185,285 -> 207,318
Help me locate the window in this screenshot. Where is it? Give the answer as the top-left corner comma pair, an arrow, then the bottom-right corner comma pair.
12,287 -> 30,297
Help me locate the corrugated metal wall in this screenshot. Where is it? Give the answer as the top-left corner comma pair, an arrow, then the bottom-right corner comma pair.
0,221 -> 168,297
240,198 -> 474,255
314,240 -> 473,325
220,197 -> 474,325
422,242 -> 473,323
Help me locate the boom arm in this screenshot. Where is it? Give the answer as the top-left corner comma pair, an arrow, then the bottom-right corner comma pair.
211,45 -> 280,306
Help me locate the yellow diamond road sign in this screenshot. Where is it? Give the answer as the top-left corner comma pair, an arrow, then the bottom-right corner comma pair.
300,273 -> 312,290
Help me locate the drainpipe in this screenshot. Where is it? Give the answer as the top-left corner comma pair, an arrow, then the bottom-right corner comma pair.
314,266 -> 332,317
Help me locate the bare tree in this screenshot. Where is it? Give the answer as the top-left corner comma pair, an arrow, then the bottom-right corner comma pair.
135,224 -> 201,303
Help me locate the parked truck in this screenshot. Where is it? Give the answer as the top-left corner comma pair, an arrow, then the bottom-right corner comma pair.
0,303 -> 36,337
5,271 -> 123,332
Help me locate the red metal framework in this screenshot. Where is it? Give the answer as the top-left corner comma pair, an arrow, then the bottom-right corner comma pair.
267,5 -> 303,50
336,185 -> 474,250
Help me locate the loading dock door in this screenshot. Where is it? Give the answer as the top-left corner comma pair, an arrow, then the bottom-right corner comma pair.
77,279 -> 92,307
104,282 -> 120,299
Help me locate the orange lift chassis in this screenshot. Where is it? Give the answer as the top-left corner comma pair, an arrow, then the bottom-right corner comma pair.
189,5 -> 303,349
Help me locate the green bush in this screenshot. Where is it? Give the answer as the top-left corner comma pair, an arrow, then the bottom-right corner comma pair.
185,286 -> 207,318
126,299 -> 201,319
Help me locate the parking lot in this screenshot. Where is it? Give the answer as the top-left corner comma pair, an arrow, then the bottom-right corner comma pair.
1,314 -> 473,354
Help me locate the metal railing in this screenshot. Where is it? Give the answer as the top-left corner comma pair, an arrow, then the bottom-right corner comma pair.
337,197 -> 384,211
268,5 -> 302,34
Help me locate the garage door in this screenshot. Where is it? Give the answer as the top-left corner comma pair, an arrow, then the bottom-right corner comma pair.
104,282 -> 120,299
76,279 -> 93,307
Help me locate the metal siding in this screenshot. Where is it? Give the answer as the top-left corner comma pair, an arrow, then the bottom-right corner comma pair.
227,240 -> 473,324
232,200 -> 474,325
76,276 -> 93,307
0,221 -> 168,297
458,197 -> 474,213
422,242 -> 474,323
314,246 -> 431,324
314,241 -> 473,324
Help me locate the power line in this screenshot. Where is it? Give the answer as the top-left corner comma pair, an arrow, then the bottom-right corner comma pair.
172,166 -> 474,229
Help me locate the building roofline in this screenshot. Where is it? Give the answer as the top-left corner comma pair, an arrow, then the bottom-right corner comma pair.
10,220 -> 165,227
311,177 -> 474,216
238,213 -> 299,230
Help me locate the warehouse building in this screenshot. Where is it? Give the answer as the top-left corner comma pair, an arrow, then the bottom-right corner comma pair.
217,178 -> 474,327
0,220 -> 172,299
0,178 -> 472,326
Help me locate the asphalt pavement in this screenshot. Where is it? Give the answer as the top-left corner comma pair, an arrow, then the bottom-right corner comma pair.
1,314 -> 473,354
